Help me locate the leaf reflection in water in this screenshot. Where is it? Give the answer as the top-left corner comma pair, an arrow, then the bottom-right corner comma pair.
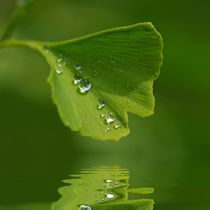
52,166 -> 154,210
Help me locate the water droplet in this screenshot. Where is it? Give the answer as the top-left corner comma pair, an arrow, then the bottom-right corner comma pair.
97,100 -> 105,110
55,65 -> 63,75
114,122 -> 121,129
56,54 -> 69,66
105,126 -> 110,133
100,114 -> 105,118
105,114 -> 115,124
79,205 -> 91,210
73,73 -> 82,85
78,79 -> 92,94
57,58 -> 62,62
105,179 -> 113,183
75,64 -> 82,71
106,193 -> 114,199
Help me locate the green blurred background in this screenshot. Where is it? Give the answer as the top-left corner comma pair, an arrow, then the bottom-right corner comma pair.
0,0 -> 210,209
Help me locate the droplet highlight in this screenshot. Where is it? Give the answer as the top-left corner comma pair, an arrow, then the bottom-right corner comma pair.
105,179 -> 113,183
106,193 -> 114,199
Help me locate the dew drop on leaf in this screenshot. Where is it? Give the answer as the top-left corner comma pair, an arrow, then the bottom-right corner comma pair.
57,57 -> 67,66
105,179 -> 113,183
100,113 -> 105,118
105,126 -> 110,133
114,122 -> 121,129
55,65 -> 64,75
74,64 -> 82,71
105,115 -> 115,124
79,205 -> 91,210
97,99 -> 105,110
78,79 -> 92,94
73,73 -> 82,85
106,193 -> 114,199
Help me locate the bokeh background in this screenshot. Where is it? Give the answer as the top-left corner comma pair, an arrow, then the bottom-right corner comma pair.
0,0 -> 210,210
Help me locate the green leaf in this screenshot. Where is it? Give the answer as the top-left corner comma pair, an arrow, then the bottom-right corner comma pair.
0,22 -> 163,141
41,22 -> 163,141
52,167 -> 154,210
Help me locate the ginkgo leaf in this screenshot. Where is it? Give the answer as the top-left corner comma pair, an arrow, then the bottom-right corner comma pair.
39,22 -> 163,141
0,22 -> 163,141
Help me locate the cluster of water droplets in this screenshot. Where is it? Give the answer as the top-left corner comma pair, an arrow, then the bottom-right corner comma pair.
53,57 -> 124,130
96,100 -> 121,133
71,64 -> 92,95
53,56 -> 92,95
55,55 -> 68,75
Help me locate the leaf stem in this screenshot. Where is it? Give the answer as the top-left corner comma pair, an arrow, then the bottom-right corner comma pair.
0,39 -> 41,51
